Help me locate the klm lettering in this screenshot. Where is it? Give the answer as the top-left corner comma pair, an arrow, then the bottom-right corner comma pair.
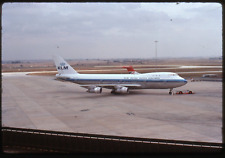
58,66 -> 68,70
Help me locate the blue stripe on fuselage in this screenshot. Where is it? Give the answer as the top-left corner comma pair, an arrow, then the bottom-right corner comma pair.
61,78 -> 187,83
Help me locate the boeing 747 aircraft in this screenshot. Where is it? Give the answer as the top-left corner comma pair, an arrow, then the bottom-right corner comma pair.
53,56 -> 187,94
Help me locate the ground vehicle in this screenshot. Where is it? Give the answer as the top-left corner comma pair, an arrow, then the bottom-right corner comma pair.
176,90 -> 194,94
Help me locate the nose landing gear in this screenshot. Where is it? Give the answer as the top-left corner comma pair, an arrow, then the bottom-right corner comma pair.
169,88 -> 173,95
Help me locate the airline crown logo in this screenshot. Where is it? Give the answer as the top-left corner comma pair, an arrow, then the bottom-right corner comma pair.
58,62 -> 68,70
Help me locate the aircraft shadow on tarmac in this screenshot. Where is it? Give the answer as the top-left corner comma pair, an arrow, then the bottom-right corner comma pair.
64,90 -> 171,100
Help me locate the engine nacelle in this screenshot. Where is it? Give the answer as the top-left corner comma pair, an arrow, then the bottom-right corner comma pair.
88,87 -> 102,93
115,87 -> 129,94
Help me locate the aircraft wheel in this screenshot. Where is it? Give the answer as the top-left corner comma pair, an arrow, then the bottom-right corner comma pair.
189,91 -> 192,94
169,91 -> 172,95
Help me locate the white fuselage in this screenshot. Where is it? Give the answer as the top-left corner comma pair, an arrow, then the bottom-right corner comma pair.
56,72 -> 187,89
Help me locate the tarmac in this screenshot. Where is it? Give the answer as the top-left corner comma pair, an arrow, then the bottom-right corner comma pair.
2,73 -> 222,143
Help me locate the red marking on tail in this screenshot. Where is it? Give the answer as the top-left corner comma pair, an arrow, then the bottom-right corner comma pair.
122,66 -> 135,74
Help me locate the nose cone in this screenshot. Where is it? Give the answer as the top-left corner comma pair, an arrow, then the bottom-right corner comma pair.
178,76 -> 187,86
183,79 -> 188,85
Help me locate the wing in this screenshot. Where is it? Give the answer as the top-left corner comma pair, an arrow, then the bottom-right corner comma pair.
80,83 -> 141,89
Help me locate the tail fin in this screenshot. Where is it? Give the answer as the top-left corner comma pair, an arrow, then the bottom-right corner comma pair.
53,55 -> 79,75
122,66 -> 139,74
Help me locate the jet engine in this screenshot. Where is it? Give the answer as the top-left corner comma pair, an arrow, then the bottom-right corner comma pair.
87,87 -> 102,93
115,87 -> 129,94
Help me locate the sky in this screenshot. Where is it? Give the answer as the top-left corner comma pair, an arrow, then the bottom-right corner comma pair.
1,2 -> 222,61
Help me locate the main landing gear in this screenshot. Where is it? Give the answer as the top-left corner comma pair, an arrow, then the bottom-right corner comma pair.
169,88 -> 173,95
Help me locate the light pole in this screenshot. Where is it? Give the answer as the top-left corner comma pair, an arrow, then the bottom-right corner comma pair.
154,40 -> 158,69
